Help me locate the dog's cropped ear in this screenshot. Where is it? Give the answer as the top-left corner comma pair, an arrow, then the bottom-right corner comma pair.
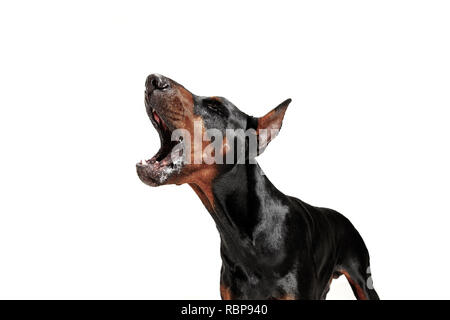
256,98 -> 291,155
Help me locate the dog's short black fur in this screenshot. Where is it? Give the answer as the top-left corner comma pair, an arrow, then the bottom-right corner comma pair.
137,74 -> 379,300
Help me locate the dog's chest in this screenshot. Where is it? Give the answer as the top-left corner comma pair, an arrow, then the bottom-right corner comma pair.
221,263 -> 300,300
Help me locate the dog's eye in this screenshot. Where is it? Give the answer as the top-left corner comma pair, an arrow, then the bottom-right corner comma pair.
203,99 -> 228,117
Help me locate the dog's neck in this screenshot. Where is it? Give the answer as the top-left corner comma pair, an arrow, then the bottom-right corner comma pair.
190,163 -> 290,265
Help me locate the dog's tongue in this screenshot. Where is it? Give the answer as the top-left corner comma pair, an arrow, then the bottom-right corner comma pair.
153,110 -> 168,130
153,110 -> 161,123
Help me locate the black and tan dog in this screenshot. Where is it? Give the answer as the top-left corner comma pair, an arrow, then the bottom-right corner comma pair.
137,74 -> 379,300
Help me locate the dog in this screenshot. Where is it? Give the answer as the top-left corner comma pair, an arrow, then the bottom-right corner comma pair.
137,74 -> 379,300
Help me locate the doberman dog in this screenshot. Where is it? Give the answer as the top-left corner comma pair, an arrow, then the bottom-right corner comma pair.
137,74 -> 379,300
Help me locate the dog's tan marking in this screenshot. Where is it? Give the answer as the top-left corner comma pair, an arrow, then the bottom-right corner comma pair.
220,285 -> 233,300
339,270 -> 368,300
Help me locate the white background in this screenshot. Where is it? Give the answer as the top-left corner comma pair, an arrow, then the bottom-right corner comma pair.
0,1 -> 449,299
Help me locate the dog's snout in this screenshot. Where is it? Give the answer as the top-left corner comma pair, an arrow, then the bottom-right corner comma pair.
146,74 -> 170,92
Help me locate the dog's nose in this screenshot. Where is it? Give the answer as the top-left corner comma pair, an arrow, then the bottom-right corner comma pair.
146,74 -> 170,92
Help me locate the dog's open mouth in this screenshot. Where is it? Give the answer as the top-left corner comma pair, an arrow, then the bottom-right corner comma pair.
136,108 -> 184,185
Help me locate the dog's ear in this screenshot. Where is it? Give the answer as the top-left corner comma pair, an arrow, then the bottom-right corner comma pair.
256,98 -> 291,155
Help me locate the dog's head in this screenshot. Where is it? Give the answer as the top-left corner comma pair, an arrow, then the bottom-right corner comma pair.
136,74 -> 291,187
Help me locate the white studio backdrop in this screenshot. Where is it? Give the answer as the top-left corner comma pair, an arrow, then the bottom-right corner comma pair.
0,1 -> 449,299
